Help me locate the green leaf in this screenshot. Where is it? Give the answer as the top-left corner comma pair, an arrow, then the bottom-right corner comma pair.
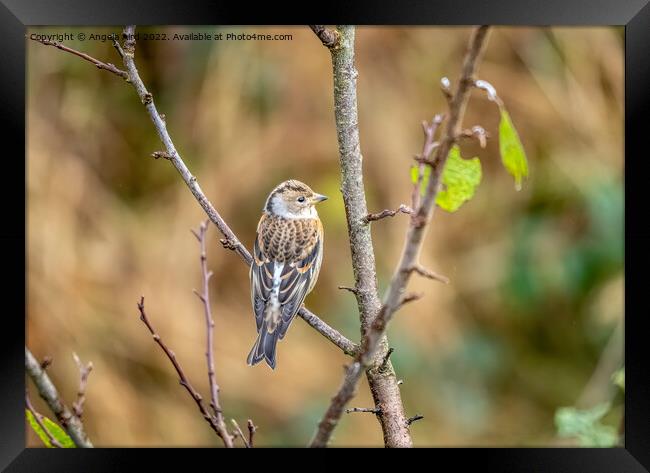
26,409 -> 53,448
42,416 -> 75,448
435,145 -> 482,212
612,368 -> 625,392
498,107 -> 529,191
410,164 -> 431,197
555,403 -> 618,447
26,409 -> 75,448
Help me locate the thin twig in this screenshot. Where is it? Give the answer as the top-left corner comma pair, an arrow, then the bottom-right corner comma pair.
136,296 -> 234,447
363,204 -> 413,223
397,292 -> 424,309
25,347 -> 93,448
406,264 -> 450,284
309,25 -> 340,48
338,285 -> 359,295
310,25 -> 491,448
191,220 -> 223,424
372,24 -> 491,340
346,407 -> 381,414
247,419 -> 257,448
28,36 -> 129,81
71,352 -> 93,419
406,414 -> 424,425
25,391 -> 63,448
231,419 -> 250,448
111,38 -> 125,59
412,114 -> 445,212
151,150 -> 172,160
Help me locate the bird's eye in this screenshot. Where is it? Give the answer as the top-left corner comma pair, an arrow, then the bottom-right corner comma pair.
297,196 -> 306,203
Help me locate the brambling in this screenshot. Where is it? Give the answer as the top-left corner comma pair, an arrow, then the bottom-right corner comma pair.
247,180 -> 327,369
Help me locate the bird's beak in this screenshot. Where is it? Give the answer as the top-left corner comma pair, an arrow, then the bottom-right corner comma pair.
312,193 -> 328,204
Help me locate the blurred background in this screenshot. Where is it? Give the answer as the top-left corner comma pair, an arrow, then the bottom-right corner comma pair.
26,26 -> 623,447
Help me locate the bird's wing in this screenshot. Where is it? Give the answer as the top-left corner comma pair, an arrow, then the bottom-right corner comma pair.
276,229 -> 322,339
250,227 -> 272,332
250,215 -> 323,339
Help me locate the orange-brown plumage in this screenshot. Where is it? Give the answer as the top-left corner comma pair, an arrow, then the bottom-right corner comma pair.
257,214 -> 321,263
247,180 -> 326,369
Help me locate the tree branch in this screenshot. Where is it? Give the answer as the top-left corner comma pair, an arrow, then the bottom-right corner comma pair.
28,36 -> 129,81
136,296 -> 234,447
309,25 -> 413,449
310,25 -> 491,448
25,347 -> 93,448
309,25 -> 339,48
298,307 -> 358,356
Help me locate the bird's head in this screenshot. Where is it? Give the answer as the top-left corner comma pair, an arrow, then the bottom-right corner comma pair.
264,179 -> 328,218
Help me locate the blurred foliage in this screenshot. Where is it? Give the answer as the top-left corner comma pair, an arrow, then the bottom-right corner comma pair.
27,26 -> 623,446
555,403 -> 618,447
554,366 -> 624,447
612,367 -> 625,391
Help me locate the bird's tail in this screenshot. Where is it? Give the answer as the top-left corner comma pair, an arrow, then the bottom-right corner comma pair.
248,267 -> 282,369
246,323 -> 280,369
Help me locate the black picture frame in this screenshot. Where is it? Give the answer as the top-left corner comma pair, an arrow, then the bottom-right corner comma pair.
3,0 -> 648,470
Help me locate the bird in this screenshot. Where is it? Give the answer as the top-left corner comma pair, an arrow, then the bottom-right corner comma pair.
247,179 -> 327,369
